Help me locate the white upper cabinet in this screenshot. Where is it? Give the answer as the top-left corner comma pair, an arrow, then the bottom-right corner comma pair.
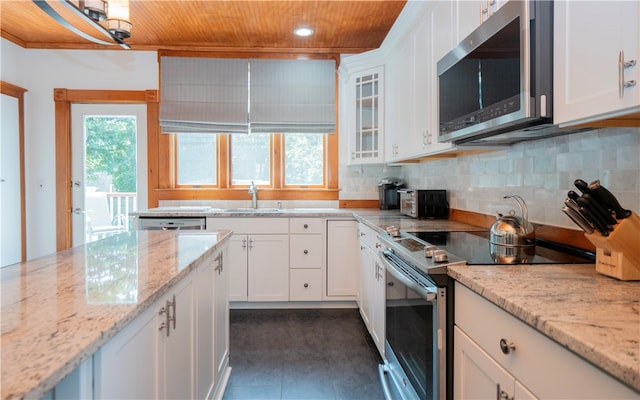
554,1 -> 640,126
343,62 -> 385,165
385,37 -> 413,162
456,0 -> 485,41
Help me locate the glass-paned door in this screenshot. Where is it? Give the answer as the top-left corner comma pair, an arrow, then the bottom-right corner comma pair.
71,104 -> 147,246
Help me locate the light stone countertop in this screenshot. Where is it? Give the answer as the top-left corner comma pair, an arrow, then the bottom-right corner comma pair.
447,263 -> 640,393
0,230 -> 231,400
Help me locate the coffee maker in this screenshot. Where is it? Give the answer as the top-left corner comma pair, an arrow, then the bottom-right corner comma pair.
378,178 -> 404,210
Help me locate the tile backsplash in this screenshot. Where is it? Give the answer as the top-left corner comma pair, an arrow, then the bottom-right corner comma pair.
340,127 -> 639,228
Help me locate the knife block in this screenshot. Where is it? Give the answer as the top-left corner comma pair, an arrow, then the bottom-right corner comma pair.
584,212 -> 640,281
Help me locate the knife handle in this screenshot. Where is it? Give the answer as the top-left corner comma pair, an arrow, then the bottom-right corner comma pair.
582,193 -> 618,226
588,180 -> 632,219
576,196 -> 614,231
574,179 -> 591,194
564,198 -> 595,228
578,205 -> 610,236
567,190 -> 581,202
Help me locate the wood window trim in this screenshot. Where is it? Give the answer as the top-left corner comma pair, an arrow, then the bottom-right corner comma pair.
53,88 -> 159,251
1,81 -> 28,262
160,132 -> 338,199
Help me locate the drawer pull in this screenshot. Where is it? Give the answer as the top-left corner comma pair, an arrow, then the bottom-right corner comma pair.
499,338 -> 516,355
304,283 -> 309,288
304,224 -> 309,229
304,249 -> 309,254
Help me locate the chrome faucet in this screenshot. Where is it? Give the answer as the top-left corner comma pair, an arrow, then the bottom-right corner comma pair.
248,181 -> 258,209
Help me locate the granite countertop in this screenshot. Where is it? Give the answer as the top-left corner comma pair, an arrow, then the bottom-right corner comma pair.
0,230 -> 231,400
130,206 -> 361,218
448,263 -> 640,392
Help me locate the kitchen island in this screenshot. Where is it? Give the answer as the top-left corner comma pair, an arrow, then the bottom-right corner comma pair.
1,230 -> 231,400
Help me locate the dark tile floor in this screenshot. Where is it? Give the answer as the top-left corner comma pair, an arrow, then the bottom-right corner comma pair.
223,308 -> 385,400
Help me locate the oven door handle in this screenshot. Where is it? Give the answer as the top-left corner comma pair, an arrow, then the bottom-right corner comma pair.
379,250 -> 437,301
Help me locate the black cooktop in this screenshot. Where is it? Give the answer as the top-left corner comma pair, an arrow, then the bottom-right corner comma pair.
408,231 -> 595,265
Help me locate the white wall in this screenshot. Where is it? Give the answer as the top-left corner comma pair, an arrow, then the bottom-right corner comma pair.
1,38 -> 158,259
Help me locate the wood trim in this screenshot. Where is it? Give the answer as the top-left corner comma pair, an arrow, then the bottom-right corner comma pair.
339,200 -> 380,209
156,188 -> 339,201
158,50 -> 341,63
449,208 -> 596,251
1,81 -> 28,261
54,89 -> 158,250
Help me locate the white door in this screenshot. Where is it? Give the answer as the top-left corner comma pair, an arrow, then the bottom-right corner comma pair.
1,94 -> 21,266
71,104 -> 147,246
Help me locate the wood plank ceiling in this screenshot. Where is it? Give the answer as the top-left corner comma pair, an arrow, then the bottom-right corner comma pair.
0,0 -> 407,54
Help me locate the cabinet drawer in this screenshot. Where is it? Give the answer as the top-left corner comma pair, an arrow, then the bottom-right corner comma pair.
290,269 -> 322,301
206,218 -> 288,234
289,235 -> 323,268
289,218 -> 322,234
455,283 -> 638,399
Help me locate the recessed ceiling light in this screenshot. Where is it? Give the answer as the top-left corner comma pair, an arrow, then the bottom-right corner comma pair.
294,27 -> 314,37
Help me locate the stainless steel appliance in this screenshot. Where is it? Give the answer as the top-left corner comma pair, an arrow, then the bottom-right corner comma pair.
437,0 -> 562,146
138,217 -> 206,230
408,231 -> 595,265
379,178 -> 404,210
399,189 -> 448,219
376,228 -> 594,400
377,232 -> 465,400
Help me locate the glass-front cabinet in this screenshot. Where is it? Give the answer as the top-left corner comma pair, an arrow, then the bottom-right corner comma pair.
349,66 -> 385,164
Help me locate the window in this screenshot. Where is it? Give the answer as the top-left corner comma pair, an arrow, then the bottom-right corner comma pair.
176,133 -> 217,186
284,133 -> 324,186
230,133 -> 271,185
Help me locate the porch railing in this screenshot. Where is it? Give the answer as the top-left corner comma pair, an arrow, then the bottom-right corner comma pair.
106,192 -> 137,231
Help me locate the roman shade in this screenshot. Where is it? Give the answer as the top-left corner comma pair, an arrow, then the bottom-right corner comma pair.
250,59 -> 336,134
159,57 -> 336,134
160,57 -> 250,134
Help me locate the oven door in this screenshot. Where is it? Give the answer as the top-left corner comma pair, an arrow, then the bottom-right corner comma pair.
378,249 -> 446,400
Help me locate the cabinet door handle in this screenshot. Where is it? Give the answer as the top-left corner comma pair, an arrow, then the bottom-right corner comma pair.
303,224 -> 309,229
159,307 -> 168,336
242,238 -> 247,251
215,252 -> 223,274
499,338 -> 516,355
304,283 -> 309,288
496,384 -> 514,400
303,249 -> 309,255
619,50 -> 638,98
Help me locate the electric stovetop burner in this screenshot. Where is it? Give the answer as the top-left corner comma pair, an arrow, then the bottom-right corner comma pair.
408,231 -> 595,265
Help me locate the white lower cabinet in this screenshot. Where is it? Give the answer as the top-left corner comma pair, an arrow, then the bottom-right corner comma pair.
325,220 -> 358,299
454,282 -> 638,399
207,218 -> 289,303
94,246 -> 229,400
454,326 -> 537,400
356,222 -> 385,357
289,218 -> 323,301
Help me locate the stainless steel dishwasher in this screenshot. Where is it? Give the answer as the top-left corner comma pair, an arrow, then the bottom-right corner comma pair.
137,217 -> 206,230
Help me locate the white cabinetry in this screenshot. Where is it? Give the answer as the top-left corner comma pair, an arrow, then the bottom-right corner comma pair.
454,283 -> 639,399
554,1 -> 640,126
384,1 -> 456,163
326,220 -> 358,299
347,66 -> 385,164
356,222 -> 385,357
289,218 -> 323,301
95,246 -> 230,400
207,218 -> 289,302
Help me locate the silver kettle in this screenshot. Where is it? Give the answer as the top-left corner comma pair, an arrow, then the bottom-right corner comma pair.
490,195 -> 535,248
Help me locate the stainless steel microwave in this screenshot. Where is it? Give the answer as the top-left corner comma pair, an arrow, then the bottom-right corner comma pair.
437,0 -> 555,145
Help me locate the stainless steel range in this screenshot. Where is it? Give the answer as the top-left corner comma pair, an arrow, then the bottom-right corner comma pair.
377,231 -> 465,400
377,228 -> 595,400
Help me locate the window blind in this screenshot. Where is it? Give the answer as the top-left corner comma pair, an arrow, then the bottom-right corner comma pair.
159,57 -> 336,134
160,57 -> 249,134
250,59 -> 336,134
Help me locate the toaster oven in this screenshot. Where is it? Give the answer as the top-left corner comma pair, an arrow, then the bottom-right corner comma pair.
398,189 -> 449,219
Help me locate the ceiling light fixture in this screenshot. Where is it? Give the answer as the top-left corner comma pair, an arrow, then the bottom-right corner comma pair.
294,27 -> 314,37
32,0 -> 131,48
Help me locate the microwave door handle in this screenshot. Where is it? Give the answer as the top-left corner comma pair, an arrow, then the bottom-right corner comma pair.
379,250 -> 437,301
